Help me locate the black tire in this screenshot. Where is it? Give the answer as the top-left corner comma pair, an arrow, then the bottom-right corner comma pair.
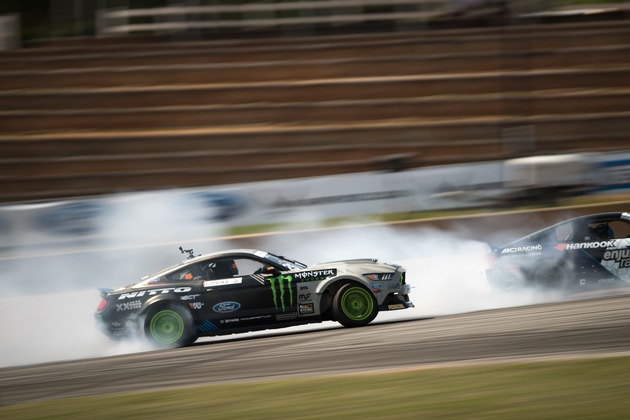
332,283 -> 378,327
144,304 -> 195,348
531,263 -> 570,290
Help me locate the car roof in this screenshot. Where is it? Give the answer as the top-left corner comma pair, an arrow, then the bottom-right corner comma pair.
142,249 -> 269,280
503,212 -> 629,246
184,249 -> 268,264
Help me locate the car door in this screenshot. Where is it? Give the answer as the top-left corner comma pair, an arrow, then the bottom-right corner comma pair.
235,257 -> 299,321
595,219 -> 630,282
198,257 -> 295,329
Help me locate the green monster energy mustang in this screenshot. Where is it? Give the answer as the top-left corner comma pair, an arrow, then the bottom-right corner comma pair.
95,248 -> 413,348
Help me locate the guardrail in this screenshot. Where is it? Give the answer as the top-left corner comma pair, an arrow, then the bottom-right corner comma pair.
96,0 -> 452,36
95,1 -> 630,37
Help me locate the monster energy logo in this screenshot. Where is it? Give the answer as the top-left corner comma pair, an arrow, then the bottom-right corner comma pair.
268,275 -> 293,312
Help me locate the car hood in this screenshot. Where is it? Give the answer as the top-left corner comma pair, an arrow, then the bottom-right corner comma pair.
308,259 -> 401,275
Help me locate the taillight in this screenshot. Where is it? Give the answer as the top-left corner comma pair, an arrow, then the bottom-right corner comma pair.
96,299 -> 108,311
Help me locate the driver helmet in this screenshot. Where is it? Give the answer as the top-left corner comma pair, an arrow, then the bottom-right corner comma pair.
214,259 -> 238,278
593,223 -> 614,240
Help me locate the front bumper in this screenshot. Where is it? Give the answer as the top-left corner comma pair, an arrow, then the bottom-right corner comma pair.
379,283 -> 414,311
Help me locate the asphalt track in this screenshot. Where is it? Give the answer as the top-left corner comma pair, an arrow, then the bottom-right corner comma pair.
2,292 -> 630,406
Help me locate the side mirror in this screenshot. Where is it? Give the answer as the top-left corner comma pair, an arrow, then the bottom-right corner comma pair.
265,266 -> 281,277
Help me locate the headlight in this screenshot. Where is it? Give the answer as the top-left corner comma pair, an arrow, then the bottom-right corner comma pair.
364,273 -> 394,281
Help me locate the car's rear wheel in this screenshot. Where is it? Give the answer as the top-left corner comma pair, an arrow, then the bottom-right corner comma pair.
532,262 -> 570,290
144,305 -> 195,348
332,283 -> 378,327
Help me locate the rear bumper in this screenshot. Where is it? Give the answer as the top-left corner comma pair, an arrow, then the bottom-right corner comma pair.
485,268 -> 526,290
95,311 -> 136,340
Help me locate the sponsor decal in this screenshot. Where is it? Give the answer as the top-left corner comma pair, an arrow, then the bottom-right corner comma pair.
299,286 -> 309,291
116,300 -> 142,311
387,303 -> 405,310
299,303 -> 315,315
598,278 -> 616,284
293,269 -> 337,281
180,294 -> 200,301
198,320 -> 220,332
298,293 -> 311,301
276,312 -> 298,321
501,245 -> 543,254
118,287 -> 192,300
251,274 -> 267,285
189,302 -> 204,310
241,315 -> 272,322
203,278 -> 242,287
556,240 -> 616,250
267,275 -> 293,312
603,249 -> 630,268
212,301 -> 241,313
220,318 -> 240,324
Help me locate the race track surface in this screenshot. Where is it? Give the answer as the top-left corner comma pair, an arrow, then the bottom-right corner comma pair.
2,293 -> 630,406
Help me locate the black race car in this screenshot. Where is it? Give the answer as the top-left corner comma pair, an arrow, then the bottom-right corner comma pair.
95,248 -> 413,348
486,212 -> 630,292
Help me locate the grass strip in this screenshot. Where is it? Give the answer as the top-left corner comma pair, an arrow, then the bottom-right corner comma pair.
3,355 -> 630,419
226,194 -> 630,236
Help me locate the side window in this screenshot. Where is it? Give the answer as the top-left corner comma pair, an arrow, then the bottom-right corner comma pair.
554,222 -> 574,242
205,259 -> 239,279
608,220 -> 630,239
165,265 -> 203,282
203,258 -> 268,279
586,221 -> 616,241
571,221 -> 594,242
233,258 -> 267,276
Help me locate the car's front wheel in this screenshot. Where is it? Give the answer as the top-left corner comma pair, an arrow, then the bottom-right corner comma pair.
332,283 -> 378,327
144,305 -> 196,348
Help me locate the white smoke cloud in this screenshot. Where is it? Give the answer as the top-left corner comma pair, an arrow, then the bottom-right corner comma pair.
0,191 -> 561,368
0,190 -> 226,368
257,223 -> 557,318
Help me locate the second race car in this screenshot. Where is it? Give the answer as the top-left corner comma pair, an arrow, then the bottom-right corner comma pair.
96,248 -> 413,348
486,212 -> 630,292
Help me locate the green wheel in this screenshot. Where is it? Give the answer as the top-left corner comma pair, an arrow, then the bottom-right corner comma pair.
332,283 -> 378,327
144,305 -> 195,348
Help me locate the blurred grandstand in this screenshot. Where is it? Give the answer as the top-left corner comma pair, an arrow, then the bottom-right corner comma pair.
0,0 -> 628,203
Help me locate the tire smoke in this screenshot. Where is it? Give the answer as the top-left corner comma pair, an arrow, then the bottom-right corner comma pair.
0,192 -> 560,368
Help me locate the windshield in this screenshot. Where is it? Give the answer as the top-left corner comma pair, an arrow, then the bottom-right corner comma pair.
267,253 -> 307,270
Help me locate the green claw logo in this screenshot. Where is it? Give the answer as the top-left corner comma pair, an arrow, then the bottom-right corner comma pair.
267,275 -> 293,312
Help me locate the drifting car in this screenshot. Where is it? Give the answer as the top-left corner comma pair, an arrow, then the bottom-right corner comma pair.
95,248 -> 413,348
486,212 -> 630,292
